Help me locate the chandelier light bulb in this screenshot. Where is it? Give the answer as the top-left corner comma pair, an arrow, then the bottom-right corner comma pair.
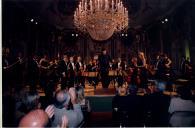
31,19 -> 34,22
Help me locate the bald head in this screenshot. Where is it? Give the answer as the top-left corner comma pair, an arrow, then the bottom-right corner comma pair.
54,90 -> 70,109
19,109 -> 49,127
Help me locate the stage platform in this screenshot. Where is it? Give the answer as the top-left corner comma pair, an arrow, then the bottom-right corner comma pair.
84,82 -> 116,96
34,78 -> 194,97
37,82 -> 179,97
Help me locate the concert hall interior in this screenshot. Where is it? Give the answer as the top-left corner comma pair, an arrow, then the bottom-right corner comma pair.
2,0 -> 195,127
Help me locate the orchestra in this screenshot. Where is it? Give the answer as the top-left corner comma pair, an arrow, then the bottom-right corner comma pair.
4,50 -> 193,91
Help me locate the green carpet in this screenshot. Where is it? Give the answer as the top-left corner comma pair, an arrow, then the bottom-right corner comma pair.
86,96 -> 114,112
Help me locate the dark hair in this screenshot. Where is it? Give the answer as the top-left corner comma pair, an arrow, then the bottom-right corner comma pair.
102,48 -> 106,52
129,86 -> 138,95
20,90 -> 40,113
177,86 -> 192,100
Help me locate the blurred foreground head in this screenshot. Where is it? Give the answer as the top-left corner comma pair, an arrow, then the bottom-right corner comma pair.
54,90 -> 70,109
19,109 -> 49,127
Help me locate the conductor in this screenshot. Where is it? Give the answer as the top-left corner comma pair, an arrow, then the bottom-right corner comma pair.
98,49 -> 111,89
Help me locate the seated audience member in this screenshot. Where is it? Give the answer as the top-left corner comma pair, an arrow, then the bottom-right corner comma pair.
118,84 -> 128,96
127,87 -> 144,126
146,81 -> 158,94
45,105 -> 69,127
112,86 -> 144,126
115,82 -> 128,96
144,83 -> 170,126
19,108 -> 69,127
75,85 -> 91,118
3,88 -> 16,127
169,86 -> 195,127
19,109 -> 49,127
60,114 -> 69,128
51,88 -> 84,127
15,90 -> 41,125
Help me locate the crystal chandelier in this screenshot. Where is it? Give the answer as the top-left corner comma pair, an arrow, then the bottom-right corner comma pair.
74,0 -> 128,41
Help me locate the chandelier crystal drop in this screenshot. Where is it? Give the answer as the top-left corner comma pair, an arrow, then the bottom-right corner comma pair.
74,0 -> 128,41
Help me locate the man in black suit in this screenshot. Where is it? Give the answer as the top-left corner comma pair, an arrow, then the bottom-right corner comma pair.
98,49 -> 111,89
39,54 -> 50,91
68,56 -> 76,86
58,55 -> 69,88
28,55 -> 39,90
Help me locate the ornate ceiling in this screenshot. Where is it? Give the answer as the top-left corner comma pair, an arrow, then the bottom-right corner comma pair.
5,0 -> 187,30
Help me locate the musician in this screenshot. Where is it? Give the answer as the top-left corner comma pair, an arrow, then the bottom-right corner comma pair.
68,56 -> 76,86
130,57 -> 138,69
184,57 -> 193,79
2,55 -> 9,70
110,59 -> 117,70
180,56 -> 186,76
87,60 -> 95,72
28,55 -> 39,90
108,59 -> 117,85
162,54 -> 172,79
155,55 -> 160,69
39,55 -> 56,104
137,52 -> 148,88
98,49 -> 111,89
58,55 -> 70,88
39,54 -> 50,91
14,52 -> 25,88
39,55 -> 50,69
75,56 -> 83,70
117,58 -> 125,71
47,58 -> 60,82
2,51 -> 11,90
137,52 -> 147,68
117,57 -> 125,86
179,56 -> 192,78
155,54 -> 164,79
163,54 -> 172,69
86,59 -> 98,88
47,58 -> 61,104
130,57 -> 140,86
75,56 -> 85,87
124,61 -> 128,70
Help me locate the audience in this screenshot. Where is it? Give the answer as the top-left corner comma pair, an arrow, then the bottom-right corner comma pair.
19,109 -> 49,127
3,88 -> 16,127
112,83 -> 144,127
75,85 -> 91,120
144,83 -> 171,126
15,89 -> 41,125
19,108 -> 68,127
169,85 -> 195,127
51,88 -> 84,127
116,83 -> 128,96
